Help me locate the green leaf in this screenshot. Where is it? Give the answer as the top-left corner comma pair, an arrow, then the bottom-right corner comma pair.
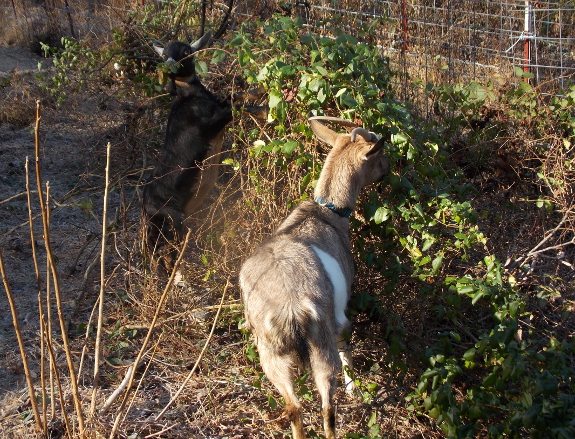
318,37 -> 335,47
300,173 -> 313,192
268,89 -> 283,109
195,61 -> 208,74
468,405 -> 484,420
281,140 -> 299,157
314,64 -> 328,76
317,87 -> 327,104
463,348 -> 475,361
413,203 -> 424,218
518,81 -> 533,93
211,49 -> 226,64
373,207 -> 390,224
229,35 -> 244,47
268,394 -> 277,410
483,371 -> 498,387
431,256 -> 443,274
471,289 -> 485,305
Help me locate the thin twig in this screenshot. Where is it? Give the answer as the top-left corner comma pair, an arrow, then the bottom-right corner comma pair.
526,205 -> 574,256
109,230 -> 192,439
44,182 -> 55,421
5,213 -> 43,235
0,248 -> 44,434
505,205 -> 574,270
155,279 -> 230,421
120,302 -> 241,331
0,190 -> 37,206
100,363 -> 138,414
144,423 -> 180,438
91,142 -> 112,415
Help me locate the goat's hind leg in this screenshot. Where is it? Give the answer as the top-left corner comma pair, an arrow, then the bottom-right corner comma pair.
258,346 -> 305,439
310,346 -> 339,439
239,104 -> 268,120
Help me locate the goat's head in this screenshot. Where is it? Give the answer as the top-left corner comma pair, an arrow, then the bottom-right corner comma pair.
309,116 -> 390,189
153,30 -> 212,80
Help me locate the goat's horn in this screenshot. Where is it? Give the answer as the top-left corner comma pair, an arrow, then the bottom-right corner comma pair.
308,116 -> 359,128
153,45 -> 164,57
350,127 -> 379,143
190,29 -> 213,52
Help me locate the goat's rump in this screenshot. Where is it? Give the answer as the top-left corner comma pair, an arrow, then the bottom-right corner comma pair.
240,239 -> 339,362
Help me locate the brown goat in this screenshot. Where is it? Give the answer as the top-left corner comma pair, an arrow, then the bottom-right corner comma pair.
239,116 -> 390,439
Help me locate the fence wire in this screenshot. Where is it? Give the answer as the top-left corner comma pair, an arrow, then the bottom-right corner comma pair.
3,0 -> 575,95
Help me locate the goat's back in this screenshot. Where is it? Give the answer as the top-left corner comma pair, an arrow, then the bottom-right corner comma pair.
240,201 -> 354,363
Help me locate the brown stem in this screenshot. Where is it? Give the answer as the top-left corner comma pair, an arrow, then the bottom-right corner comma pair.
25,157 -> 48,436
91,142 -> 112,415
40,318 -> 73,439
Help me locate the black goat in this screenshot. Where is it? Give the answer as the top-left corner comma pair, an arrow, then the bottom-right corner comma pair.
143,31 -> 267,272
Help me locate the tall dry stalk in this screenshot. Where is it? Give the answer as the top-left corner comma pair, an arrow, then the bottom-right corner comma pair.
0,248 -> 44,434
91,141 -> 112,415
25,157 -> 48,436
44,182 -> 56,421
33,100 -> 85,437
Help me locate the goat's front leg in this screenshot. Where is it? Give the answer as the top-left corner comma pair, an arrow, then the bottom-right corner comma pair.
235,104 -> 268,120
337,335 -> 356,396
231,86 -> 266,103
230,86 -> 268,120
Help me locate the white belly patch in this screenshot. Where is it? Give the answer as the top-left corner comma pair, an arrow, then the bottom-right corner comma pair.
311,245 -> 348,326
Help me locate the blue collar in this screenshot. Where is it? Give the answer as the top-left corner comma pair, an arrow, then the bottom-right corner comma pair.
315,197 -> 352,218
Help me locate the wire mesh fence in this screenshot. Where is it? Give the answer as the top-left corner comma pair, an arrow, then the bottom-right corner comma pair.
3,0 -> 575,95
287,0 -> 575,95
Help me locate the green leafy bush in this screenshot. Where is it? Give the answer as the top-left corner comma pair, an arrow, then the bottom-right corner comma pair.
225,16 -> 574,438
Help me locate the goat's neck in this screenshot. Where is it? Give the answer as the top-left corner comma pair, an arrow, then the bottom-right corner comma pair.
314,169 -> 360,216
172,75 -> 206,97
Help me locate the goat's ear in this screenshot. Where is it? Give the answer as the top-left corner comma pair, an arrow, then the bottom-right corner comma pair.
153,45 -> 164,57
190,30 -> 213,52
309,119 -> 339,147
365,137 -> 386,158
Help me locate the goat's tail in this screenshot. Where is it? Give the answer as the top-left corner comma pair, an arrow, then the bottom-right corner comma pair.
265,302 -> 312,368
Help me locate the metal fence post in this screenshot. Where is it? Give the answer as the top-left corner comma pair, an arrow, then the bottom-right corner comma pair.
523,0 -> 532,81
401,0 -> 409,53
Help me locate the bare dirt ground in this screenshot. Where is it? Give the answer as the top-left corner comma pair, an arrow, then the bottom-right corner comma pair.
0,47 -> 43,74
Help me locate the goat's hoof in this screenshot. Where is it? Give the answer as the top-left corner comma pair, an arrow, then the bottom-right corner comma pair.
247,86 -> 266,100
245,105 -> 268,121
